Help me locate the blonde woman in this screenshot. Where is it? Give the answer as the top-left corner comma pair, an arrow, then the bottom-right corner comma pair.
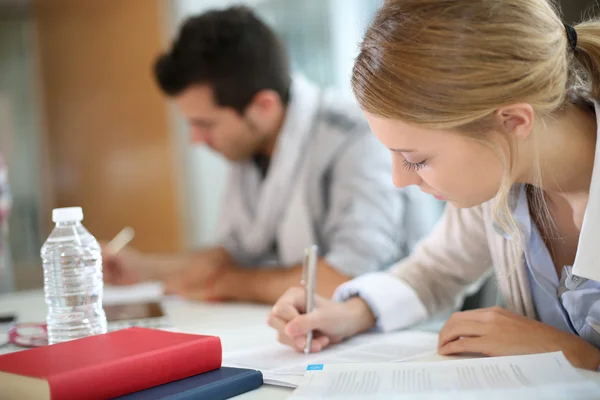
267,0 -> 600,371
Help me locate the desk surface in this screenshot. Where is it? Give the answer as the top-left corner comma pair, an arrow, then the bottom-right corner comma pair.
1,285 -> 599,399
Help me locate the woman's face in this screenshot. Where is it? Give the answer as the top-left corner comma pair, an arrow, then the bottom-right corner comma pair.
364,111 -> 505,208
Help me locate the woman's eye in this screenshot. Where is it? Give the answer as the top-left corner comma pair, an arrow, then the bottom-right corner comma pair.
402,159 -> 427,172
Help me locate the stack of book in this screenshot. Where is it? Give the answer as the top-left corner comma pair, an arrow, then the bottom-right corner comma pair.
0,327 -> 263,399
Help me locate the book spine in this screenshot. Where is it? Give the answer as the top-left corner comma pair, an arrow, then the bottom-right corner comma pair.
50,336 -> 222,400
168,371 -> 263,400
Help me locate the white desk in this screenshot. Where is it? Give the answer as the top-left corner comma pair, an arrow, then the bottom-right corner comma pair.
1,286 -> 599,400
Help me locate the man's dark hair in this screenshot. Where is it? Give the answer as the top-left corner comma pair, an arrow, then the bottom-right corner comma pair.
154,6 -> 291,114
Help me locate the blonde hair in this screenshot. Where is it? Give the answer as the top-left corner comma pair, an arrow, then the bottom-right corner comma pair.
352,0 -> 600,251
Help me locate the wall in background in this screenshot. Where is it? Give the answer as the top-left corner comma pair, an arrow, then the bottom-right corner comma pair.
35,0 -> 183,254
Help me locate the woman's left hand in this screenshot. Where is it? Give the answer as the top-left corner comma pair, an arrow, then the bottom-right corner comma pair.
438,306 -> 600,371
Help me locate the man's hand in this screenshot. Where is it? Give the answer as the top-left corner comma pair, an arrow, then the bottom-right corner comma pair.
102,246 -> 149,285
438,306 -> 600,371
163,258 -> 351,304
103,246 -> 233,292
163,260 -> 234,302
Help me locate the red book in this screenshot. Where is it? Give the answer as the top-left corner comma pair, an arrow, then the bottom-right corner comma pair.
0,327 -> 222,400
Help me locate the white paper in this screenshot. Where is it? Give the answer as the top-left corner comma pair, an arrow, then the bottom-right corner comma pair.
103,282 -> 164,305
289,352 -> 600,399
223,331 -> 438,387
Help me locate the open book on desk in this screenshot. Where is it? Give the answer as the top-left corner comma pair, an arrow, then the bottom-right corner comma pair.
289,352 -> 600,400
223,331 -> 438,388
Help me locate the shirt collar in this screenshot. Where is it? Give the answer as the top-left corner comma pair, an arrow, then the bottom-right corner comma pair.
269,74 -> 320,160
572,100 -> 600,281
491,101 -> 600,282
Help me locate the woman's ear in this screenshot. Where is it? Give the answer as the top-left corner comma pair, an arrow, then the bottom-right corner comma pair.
494,103 -> 535,139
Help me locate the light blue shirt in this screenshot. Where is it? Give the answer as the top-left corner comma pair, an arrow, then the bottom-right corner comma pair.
513,185 -> 600,350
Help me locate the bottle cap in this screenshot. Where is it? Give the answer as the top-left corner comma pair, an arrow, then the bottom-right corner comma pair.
52,207 -> 84,223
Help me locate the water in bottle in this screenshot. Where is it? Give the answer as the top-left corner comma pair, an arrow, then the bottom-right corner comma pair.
41,207 -> 107,344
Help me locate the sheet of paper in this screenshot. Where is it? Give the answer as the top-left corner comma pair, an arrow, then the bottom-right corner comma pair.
103,282 -> 164,305
289,352 -> 600,399
223,331 -> 439,387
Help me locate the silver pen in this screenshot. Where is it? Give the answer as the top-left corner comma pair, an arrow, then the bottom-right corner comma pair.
301,245 -> 318,354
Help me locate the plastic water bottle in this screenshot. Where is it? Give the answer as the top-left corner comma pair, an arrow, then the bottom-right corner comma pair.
41,207 -> 107,344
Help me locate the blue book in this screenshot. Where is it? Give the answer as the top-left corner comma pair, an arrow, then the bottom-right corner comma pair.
115,367 -> 263,400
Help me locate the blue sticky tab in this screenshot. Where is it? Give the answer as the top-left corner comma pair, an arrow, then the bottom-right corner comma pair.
307,364 -> 324,371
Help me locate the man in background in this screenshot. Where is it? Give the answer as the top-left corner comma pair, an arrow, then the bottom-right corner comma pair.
103,6 -> 426,304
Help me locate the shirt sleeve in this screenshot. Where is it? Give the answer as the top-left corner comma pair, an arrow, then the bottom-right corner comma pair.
388,203 -> 495,317
333,272 -> 428,331
334,203 -> 495,330
322,132 -> 404,277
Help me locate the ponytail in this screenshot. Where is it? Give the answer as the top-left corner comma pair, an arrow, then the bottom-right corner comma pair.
573,21 -> 600,100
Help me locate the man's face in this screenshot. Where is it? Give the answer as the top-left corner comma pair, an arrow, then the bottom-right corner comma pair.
174,84 -> 265,161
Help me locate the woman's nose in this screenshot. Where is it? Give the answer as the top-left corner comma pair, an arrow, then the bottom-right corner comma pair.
392,161 -> 422,188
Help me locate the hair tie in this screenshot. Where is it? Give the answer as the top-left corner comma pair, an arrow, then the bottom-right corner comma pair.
564,24 -> 578,51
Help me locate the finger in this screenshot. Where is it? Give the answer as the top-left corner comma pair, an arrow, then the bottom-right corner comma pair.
444,307 -> 511,329
163,278 -> 179,295
102,259 -> 118,279
459,306 -> 513,319
166,279 -> 208,301
276,331 -> 297,349
445,309 -> 490,324
438,320 -> 488,349
330,335 -> 344,345
113,271 -> 137,286
163,285 -> 176,295
438,336 -> 497,357
294,334 -> 331,353
275,330 -> 317,354
312,335 -> 330,352
285,308 -> 335,338
103,270 -> 128,286
164,270 -> 189,291
277,287 -> 308,314
482,306 -> 526,321
277,287 -> 329,313
271,301 -> 301,322
285,314 -> 312,339
267,313 -> 288,333
178,289 -> 207,302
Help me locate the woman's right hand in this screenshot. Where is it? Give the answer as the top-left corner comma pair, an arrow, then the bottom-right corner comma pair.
267,287 -> 376,353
